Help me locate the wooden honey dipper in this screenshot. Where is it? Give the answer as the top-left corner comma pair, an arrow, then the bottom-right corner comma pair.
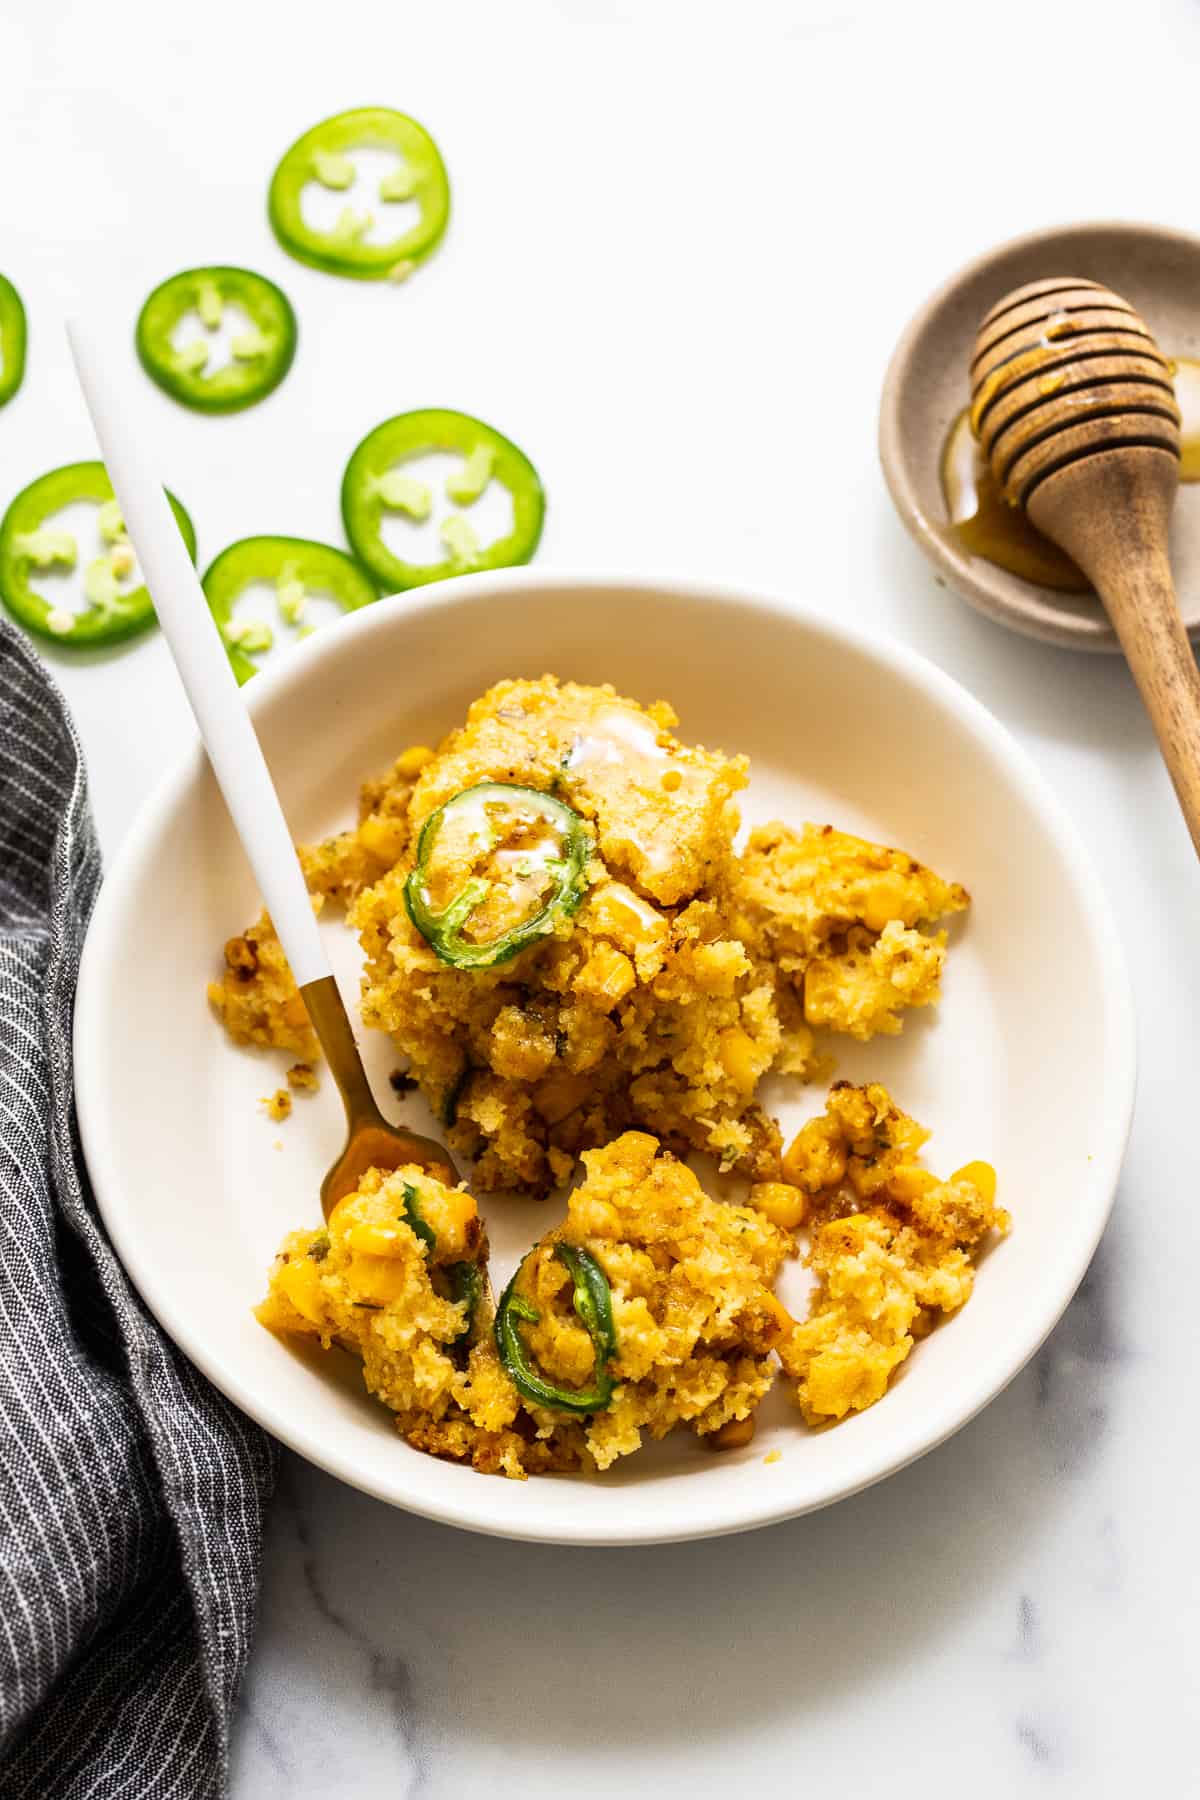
971,276 -> 1200,854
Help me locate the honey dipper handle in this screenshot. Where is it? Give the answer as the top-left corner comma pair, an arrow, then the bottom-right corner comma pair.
1107,562 -> 1200,856
1030,455 -> 1200,858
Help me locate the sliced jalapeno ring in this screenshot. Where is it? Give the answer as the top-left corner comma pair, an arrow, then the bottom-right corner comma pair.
201,535 -> 377,684
136,266 -> 297,413
399,1183 -> 480,1346
268,107 -> 450,282
495,1244 -> 616,1416
0,275 -> 27,409
400,1182 -> 437,1255
404,782 -> 590,970
341,409 -> 545,592
445,1260 -> 482,1347
0,461 -> 196,648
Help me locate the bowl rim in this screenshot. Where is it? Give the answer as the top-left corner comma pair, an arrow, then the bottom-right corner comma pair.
74,567 -> 1138,1544
878,215 -> 1200,652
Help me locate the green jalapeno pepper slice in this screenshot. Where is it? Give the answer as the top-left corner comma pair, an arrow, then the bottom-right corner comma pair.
268,107 -> 450,282
0,462 -> 196,648
136,266 -> 297,413
201,535 -> 378,683
341,409 -> 545,592
495,1244 -> 617,1416
445,1260 -> 482,1347
404,783 -> 590,970
400,1181 -> 437,1255
401,1182 -> 479,1347
0,275 -> 27,408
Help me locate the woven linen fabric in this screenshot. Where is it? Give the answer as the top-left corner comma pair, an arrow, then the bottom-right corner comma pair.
0,624 -> 277,1799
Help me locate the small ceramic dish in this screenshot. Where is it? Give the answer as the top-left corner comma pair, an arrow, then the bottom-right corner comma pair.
880,218 -> 1200,651
74,571 -> 1135,1544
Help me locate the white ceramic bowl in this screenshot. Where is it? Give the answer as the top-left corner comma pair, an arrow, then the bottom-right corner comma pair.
74,571 -> 1135,1545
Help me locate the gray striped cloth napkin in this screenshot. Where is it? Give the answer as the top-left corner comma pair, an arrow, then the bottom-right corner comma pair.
0,623 -> 276,1799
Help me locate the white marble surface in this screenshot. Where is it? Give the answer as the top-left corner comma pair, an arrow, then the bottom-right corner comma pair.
10,0 -> 1200,1789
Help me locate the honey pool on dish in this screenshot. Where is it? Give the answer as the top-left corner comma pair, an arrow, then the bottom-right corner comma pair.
212,676 -> 1007,1479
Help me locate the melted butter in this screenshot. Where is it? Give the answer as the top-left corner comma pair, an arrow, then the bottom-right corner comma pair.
565,706 -> 698,876
566,705 -> 671,770
941,353 -> 1200,589
598,881 -> 665,936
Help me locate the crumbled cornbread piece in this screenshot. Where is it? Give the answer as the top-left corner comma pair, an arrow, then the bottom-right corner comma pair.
508,1132 -> 793,1469
737,823 -> 968,1040
803,919 -> 949,1040
286,1062 -> 319,1091
213,680 -> 969,1200
777,1083 -> 1008,1423
298,833 -> 380,907
258,1136 -> 798,1477
209,915 -> 318,1060
261,1089 -> 292,1122
291,746 -> 435,913
256,1164 -> 582,1479
350,679 -> 791,1193
406,678 -> 748,908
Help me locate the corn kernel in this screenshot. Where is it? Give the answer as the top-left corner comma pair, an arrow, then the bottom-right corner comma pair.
718,1025 -> 759,1093
275,1258 -> 327,1327
577,941 -> 637,1007
951,1159 -> 997,1205
397,745 -> 435,778
418,1183 -> 479,1259
359,813 -> 408,864
860,872 -> 916,933
749,1181 -> 808,1231
344,1253 -> 411,1305
782,1121 -> 846,1193
887,1164 -> 940,1202
346,1221 -> 406,1257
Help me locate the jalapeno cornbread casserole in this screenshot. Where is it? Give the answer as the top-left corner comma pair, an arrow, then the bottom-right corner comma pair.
214,675 -> 1004,1477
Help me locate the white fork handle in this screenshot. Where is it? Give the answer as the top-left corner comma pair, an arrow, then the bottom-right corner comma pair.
67,318 -> 330,988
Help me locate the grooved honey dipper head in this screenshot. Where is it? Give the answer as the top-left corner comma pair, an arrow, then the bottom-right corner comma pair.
969,277 -> 1181,519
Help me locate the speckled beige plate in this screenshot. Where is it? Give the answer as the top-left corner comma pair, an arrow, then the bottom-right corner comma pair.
880,220 -> 1200,652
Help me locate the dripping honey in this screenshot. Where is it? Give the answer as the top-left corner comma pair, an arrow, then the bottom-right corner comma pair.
1173,357 -> 1200,481
941,354 -> 1200,589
